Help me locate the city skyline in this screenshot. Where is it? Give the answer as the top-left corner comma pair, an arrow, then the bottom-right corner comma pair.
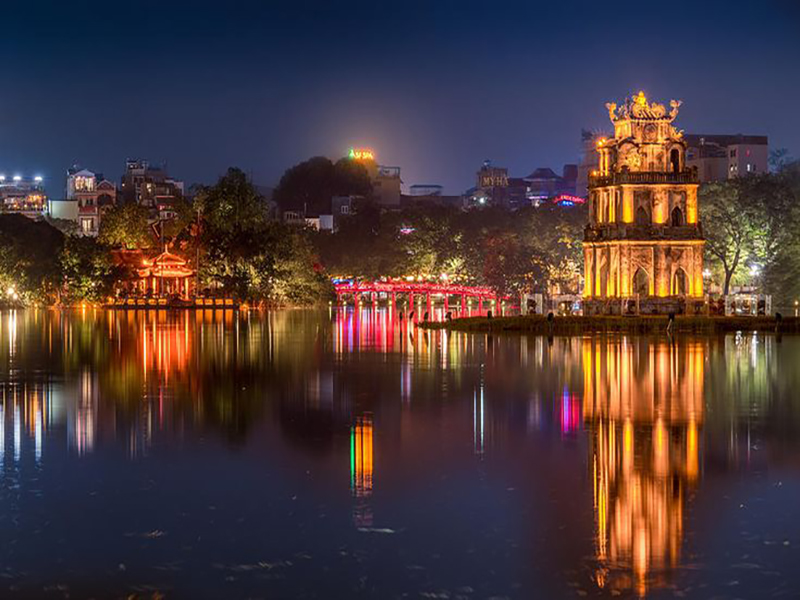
1,0 -> 798,195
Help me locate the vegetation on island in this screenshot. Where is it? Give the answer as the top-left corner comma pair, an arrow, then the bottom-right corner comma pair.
700,162 -> 800,303
1,157 -> 800,309
0,168 -> 332,307
313,200 -> 586,297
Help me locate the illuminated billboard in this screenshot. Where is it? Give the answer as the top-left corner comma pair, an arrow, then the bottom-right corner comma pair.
348,148 -> 375,161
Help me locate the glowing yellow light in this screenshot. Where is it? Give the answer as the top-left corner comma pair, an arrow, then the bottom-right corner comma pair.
634,91 -> 647,106
348,148 -> 375,161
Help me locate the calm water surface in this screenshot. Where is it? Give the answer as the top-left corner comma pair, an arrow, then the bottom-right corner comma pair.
1,308 -> 799,599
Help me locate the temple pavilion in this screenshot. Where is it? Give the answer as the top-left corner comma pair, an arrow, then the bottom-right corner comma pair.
136,250 -> 195,299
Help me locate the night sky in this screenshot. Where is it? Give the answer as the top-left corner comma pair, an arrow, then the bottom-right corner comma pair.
3,0 -> 799,196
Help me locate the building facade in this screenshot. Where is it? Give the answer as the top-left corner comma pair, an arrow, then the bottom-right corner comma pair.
469,160 -> 509,207
684,134 -> 768,182
120,159 -> 184,209
372,165 -> 401,206
524,166 -> 578,204
583,92 -> 704,315
347,150 -> 401,207
66,167 -> 117,236
408,184 -> 443,196
577,129 -> 610,198
0,175 -> 47,218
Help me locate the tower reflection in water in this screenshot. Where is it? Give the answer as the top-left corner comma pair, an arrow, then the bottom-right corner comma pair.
583,338 -> 704,596
350,414 -> 374,527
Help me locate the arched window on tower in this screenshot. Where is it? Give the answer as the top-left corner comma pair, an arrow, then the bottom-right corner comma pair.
636,206 -> 650,226
671,206 -> 684,227
672,268 -> 688,296
599,263 -> 608,298
633,268 -> 649,297
670,148 -> 681,173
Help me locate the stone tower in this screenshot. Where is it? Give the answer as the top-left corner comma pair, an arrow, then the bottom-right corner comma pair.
583,92 -> 704,315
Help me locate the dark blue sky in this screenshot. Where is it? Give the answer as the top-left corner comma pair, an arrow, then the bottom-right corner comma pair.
2,0 -> 799,196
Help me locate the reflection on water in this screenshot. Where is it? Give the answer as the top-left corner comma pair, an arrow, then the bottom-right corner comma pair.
1,308 -> 800,598
584,339 -> 704,595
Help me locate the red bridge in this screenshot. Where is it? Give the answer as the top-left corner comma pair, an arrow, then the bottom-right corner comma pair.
334,280 -> 508,311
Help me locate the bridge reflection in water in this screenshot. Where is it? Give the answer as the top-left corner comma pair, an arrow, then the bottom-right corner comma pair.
583,338 -> 704,596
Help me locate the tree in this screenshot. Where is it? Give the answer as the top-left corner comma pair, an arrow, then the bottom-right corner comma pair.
701,181 -> 758,294
523,204 -> 586,294
263,227 -> 332,305
59,236 -> 122,303
194,167 -> 332,305
313,202 -> 587,297
760,165 -> 800,304
769,148 -> 793,173
194,168 -> 267,236
272,156 -> 372,215
482,232 -> 542,296
701,174 -> 798,297
0,214 -> 64,303
98,203 -> 154,250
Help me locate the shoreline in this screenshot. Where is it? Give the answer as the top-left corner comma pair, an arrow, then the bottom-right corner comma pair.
417,314 -> 798,334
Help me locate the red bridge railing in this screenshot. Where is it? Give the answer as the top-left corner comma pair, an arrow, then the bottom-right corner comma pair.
334,280 -> 503,299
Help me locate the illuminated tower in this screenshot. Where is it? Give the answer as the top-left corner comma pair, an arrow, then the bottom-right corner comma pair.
583,92 -> 704,314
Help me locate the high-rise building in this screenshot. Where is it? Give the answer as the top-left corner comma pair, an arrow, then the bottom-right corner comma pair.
583,92 -> 704,315
684,134 -> 768,182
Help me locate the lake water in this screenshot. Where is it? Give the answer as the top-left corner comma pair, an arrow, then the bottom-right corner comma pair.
0,308 -> 799,599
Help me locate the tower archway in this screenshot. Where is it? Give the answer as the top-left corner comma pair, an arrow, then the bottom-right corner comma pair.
670,148 -> 681,173
671,206 -> 684,226
633,268 -> 650,297
672,268 -> 688,296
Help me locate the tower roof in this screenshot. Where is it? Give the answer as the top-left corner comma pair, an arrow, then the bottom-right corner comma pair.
606,91 -> 682,123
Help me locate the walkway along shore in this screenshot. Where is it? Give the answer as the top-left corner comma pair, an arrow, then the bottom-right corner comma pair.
417,314 -> 800,334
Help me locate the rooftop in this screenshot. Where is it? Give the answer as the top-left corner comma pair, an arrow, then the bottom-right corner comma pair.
685,134 -> 768,147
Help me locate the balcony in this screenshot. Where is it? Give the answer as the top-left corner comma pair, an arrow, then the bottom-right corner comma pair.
589,168 -> 698,188
584,222 -> 704,243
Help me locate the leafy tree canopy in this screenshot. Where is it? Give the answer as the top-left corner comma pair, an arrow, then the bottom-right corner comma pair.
98,203 -> 154,250
195,167 -> 332,305
0,214 -> 64,303
314,203 -> 587,296
701,172 -> 800,299
272,156 -> 372,215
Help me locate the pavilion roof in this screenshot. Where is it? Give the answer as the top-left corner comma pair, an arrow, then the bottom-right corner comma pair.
138,250 -> 194,278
